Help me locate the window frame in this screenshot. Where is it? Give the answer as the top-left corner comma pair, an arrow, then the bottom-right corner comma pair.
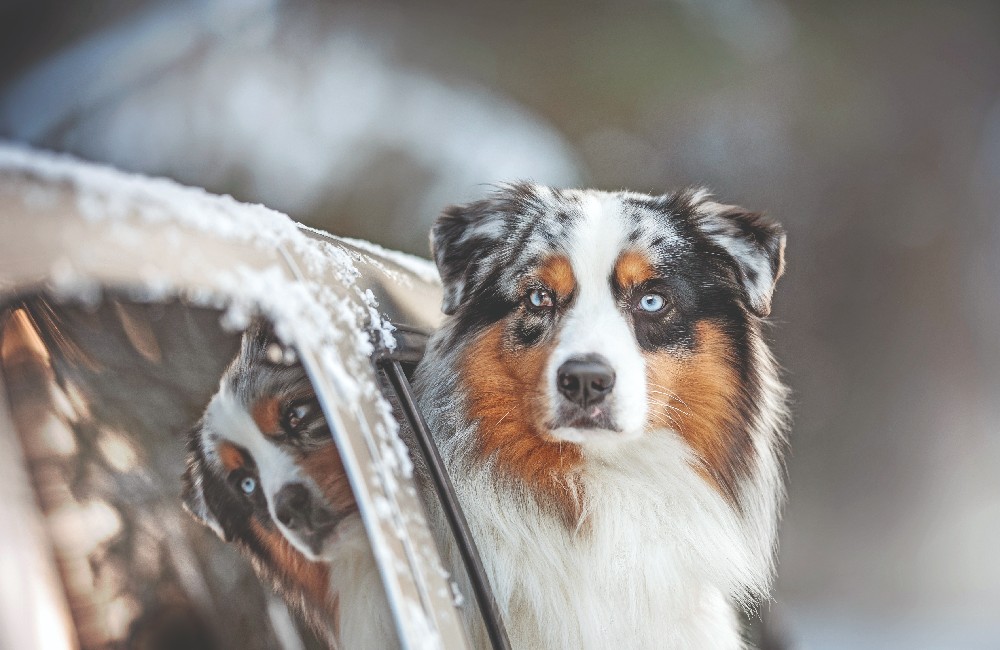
0,150 -> 481,649
374,324 -> 512,650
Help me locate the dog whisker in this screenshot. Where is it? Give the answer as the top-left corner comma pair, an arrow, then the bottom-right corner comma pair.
645,395 -> 692,418
646,386 -> 691,409
646,383 -> 690,405
496,408 -> 515,427
646,406 -> 681,429
651,401 -> 690,417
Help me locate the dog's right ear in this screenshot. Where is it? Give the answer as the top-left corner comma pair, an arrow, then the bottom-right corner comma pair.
431,197 -> 511,315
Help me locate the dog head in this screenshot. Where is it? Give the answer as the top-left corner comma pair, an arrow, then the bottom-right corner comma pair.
430,183 -> 785,501
182,323 -> 358,573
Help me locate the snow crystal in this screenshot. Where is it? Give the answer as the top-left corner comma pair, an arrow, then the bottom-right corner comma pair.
372,495 -> 394,521
47,258 -> 102,306
449,581 -> 465,608
319,347 -> 361,405
363,288 -> 397,351
264,342 -> 285,365
405,600 -> 443,650
124,272 -> 174,303
383,423 -> 414,478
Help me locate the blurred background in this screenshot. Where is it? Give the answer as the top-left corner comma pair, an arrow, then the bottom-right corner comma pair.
2,0 -> 999,647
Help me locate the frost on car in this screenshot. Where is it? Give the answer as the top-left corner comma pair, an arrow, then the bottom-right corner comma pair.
0,146 -> 486,649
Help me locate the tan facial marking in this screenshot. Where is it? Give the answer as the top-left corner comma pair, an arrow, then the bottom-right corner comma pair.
251,397 -> 282,437
614,250 -> 657,288
298,443 -> 358,514
216,441 -> 245,472
249,519 -> 331,606
462,323 -> 583,523
537,254 -> 577,297
645,321 -> 749,500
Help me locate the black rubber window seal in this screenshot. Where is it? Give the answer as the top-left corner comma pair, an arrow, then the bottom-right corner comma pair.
376,353 -> 511,650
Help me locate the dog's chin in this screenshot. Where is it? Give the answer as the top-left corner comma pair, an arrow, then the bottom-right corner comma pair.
547,408 -> 641,444
548,426 -> 638,444
546,404 -> 614,441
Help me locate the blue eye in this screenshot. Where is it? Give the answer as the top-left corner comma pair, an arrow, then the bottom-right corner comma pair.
240,476 -> 257,495
527,288 -> 554,309
638,293 -> 666,312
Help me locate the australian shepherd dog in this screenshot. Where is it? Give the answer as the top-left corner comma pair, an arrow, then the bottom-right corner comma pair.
182,323 -> 398,649
413,183 -> 789,649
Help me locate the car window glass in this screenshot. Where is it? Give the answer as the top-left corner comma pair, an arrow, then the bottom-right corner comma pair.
0,294 -> 398,650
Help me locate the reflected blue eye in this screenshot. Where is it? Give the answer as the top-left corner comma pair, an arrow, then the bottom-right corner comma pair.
638,293 -> 666,312
527,288 -> 554,309
240,476 -> 257,495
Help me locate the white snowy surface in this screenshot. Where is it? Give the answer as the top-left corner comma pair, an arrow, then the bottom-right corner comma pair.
1,143 -> 300,245
338,234 -> 441,287
0,143 -> 450,648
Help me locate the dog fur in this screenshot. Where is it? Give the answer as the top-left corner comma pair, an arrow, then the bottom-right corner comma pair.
413,183 -> 789,649
182,323 -> 398,649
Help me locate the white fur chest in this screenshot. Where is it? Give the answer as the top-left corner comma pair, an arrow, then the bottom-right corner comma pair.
447,432 -> 763,650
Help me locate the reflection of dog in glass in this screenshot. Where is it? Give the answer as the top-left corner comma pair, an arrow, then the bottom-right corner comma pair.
182,323 -> 397,649
414,184 -> 789,649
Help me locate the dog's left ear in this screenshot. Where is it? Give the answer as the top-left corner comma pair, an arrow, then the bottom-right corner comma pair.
694,198 -> 786,317
431,197 -> 510,315
181,427 -> 228,541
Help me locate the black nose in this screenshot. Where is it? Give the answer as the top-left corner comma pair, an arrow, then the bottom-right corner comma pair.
274,483 -> 312,530
557,355 -> 616,407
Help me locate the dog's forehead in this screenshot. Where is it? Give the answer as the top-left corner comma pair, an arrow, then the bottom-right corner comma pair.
202,389 -> 303,484
199,390 -> 252,456
501,188 -> 687,281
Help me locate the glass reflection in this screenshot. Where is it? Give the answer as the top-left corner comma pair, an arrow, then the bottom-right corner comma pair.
0,296 -> 396,650
183,321 -> 397,649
